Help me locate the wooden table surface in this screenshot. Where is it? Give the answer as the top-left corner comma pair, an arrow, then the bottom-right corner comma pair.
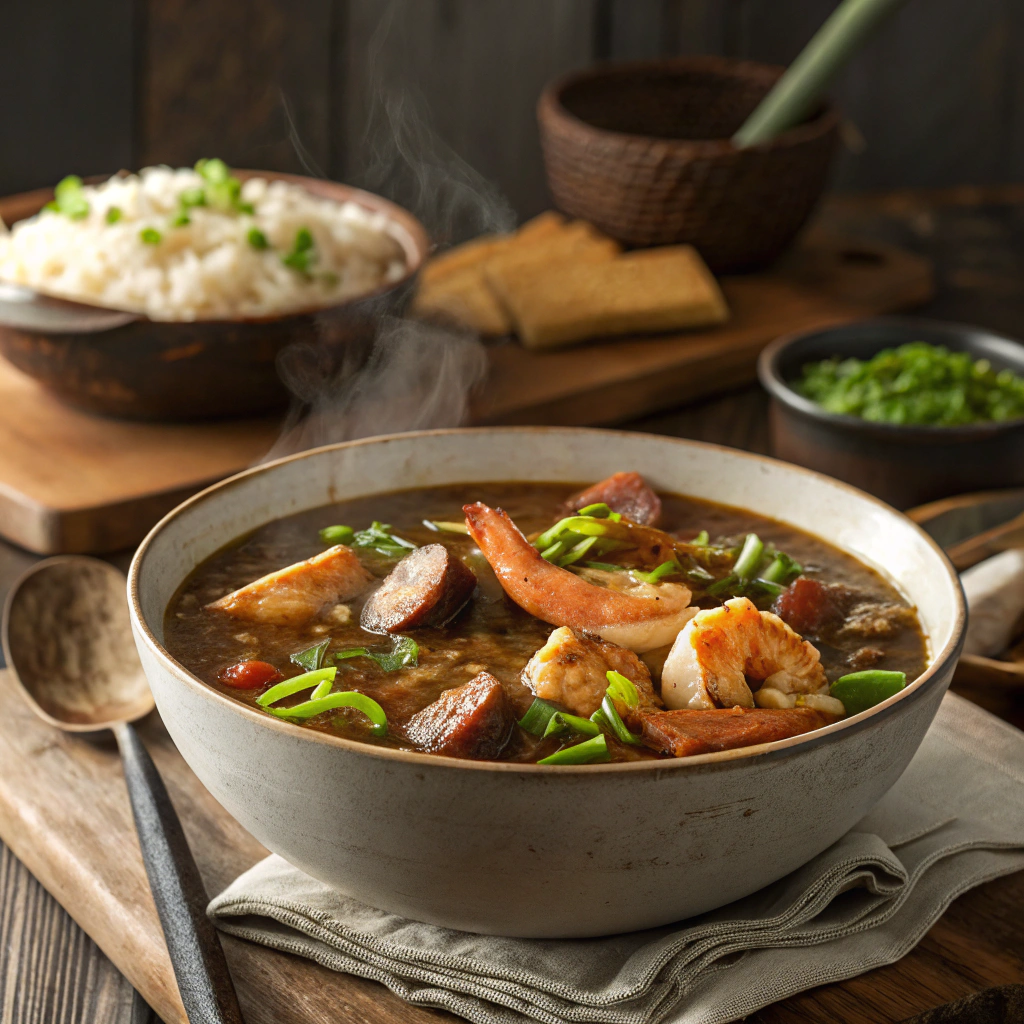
2,189 -> 1024,1023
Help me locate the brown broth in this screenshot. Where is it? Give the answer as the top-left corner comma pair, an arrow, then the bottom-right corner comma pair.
164,483 -> 928,762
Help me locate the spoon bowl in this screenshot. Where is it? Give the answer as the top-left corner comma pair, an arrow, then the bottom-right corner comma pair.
2,557 -> 153,731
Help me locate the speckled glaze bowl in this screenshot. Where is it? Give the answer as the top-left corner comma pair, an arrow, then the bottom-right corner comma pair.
128,428 -> 965,938
0,172 -> 429,421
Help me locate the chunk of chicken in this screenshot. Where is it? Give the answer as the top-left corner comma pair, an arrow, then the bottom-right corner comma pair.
522,626 -> 660,718
206,545 -> 373,626
464,502 -> 695,652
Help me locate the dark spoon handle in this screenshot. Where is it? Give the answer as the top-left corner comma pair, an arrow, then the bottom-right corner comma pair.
115,721 -> 244,1024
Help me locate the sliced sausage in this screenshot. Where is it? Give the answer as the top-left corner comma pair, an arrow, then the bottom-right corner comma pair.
360,543 -> 476,634
771,578 -> 850,638
560,472 -> 662,526
404,672 -> 512,759
638,706 -> 839,758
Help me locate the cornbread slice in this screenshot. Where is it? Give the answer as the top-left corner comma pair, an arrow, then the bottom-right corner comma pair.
412,264 -> 511,335
488,245 -> 729,350
485,219 -> 620,283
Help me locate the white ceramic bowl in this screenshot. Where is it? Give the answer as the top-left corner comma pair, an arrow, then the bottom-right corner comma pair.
128,428 -> 965,938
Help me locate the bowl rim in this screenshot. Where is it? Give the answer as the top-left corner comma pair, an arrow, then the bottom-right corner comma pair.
128,426 -> 965,776
758,315 -> 1024,441
0,169 -> 431,328
537,55 -> 840,155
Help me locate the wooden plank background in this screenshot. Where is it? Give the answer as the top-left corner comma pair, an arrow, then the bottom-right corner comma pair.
2,0 -> 1024,222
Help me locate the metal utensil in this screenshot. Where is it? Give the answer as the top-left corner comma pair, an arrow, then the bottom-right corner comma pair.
0,282 -> 138,333
1,556 -> 243,1024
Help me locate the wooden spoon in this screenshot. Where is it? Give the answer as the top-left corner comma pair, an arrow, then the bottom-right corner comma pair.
1,556 -> 243,1024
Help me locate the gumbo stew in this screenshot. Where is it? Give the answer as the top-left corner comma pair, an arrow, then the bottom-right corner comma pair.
165,474 -> 928,764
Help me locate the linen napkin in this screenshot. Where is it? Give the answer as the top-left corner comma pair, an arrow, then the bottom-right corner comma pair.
209,692 -> 1024,1024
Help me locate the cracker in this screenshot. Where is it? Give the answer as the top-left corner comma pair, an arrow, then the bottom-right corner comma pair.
487,245 -> 729,350
412,264 -> 511,335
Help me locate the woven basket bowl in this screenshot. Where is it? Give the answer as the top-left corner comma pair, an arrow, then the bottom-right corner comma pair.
537,56 -> 840,272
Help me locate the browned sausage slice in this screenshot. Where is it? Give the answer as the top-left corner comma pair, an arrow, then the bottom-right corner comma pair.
560,472 -> 662,526
360,543 -> 476,633
638,706 -> 839,758
404,672 -> 512,759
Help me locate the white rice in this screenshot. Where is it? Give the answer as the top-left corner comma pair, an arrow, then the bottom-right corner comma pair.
0,166 -> 408,321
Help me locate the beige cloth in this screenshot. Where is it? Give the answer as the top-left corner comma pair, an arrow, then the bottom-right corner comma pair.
209,692 -> 1024,1024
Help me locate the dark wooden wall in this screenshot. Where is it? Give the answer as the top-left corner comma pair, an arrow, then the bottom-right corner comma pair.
2,0 -> 1022,224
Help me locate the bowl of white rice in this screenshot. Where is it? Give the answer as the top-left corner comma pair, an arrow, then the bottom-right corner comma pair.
0,163 -> 428,420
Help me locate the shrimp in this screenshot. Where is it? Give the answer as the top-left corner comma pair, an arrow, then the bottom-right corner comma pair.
661,597 -> 828,710
464,502 -> 696,653
523,626 -> 660,718
206,545 -> 374,625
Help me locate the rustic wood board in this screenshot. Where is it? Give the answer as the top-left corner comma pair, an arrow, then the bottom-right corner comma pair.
0,231 -> 931,556
1,664 -> 1023,1024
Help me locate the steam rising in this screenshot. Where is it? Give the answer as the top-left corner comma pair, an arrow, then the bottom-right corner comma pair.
267,3 -> 515,461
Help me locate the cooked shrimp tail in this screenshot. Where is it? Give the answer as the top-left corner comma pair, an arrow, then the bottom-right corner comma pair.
464,502 -> 695,652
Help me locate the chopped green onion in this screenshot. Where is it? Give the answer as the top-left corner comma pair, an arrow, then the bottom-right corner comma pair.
336,635 -> 419,672
425,520 -> 469,534
268,690 -> 387,736
46,175 -> 90,220
319,524 -> 355,545
686,565 -> 715,584
543,711 -> 601,739
692,530 -> 710,546
194,158 -> 254,216
605,670 -> 639,709
750,578 -> 786,599
518,698 -> 559,736
256,667 -> 336,707
630,561 -> 679,584
349,521 -> 416,558
555,536 -> 600,567
593,694 -> 641,745
105,207 -> 122,224
733,533 -> 764,582
540,539 -> 572,562
248,228 -> 269,250
707,573 -> 739,596
533,515 -> 615,551
576,503 -> 621,520
196,158 -> 231,185
538,734 -> 610,765
830,670 -> 907,716
282,227 -> 316,274
170,210 -> 190,227
761,552 -> 803,585
290,638 -> 331,673
180,187 -> 206,208
583,561 -> 626,572
139,227 -> 162,245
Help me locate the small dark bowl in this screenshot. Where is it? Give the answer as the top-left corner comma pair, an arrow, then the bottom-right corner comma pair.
759,317 -> 1024,510
0,172 -> 429,421
537,56 -> 839,272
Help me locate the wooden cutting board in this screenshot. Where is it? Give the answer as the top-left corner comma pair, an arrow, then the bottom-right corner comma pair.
0,231 -> 931,555
0,664 -> 1020,1024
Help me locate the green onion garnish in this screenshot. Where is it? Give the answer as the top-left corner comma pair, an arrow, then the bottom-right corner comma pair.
733,533 -> 764,581
830,670 -> 907,717
180,187 -> 206,209
750,578 -> 786,599
518,697 -> 559,736
706,573 -> 739,596
691,530 -> 710,546
170,210 -> 190,227
248,228 -> 269,250
194,158 -> 254,216
256,667 -> 336,707
534,515 -> 615,551
282,227 -> 316,274
105,207 -> 122,224
543,711 -> 601,739
45,175 -> 90,220
319,524 -> 355,545
630,561 -> 679,584
576,503 -> 621,520
592,695 -> 641,745
761,552 -> 803,585
291,638 -> 331,673
267,691 -> 387,736
555,536 -> 600,567
605,670 -> 640,708
538,734 -> 610,765
348,521 -> 416,558
424,520 -> 469,534
139,227 -> 162,245
686,565 -> 715,583
336,635 -> 419,671
583,561 -> 626,572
